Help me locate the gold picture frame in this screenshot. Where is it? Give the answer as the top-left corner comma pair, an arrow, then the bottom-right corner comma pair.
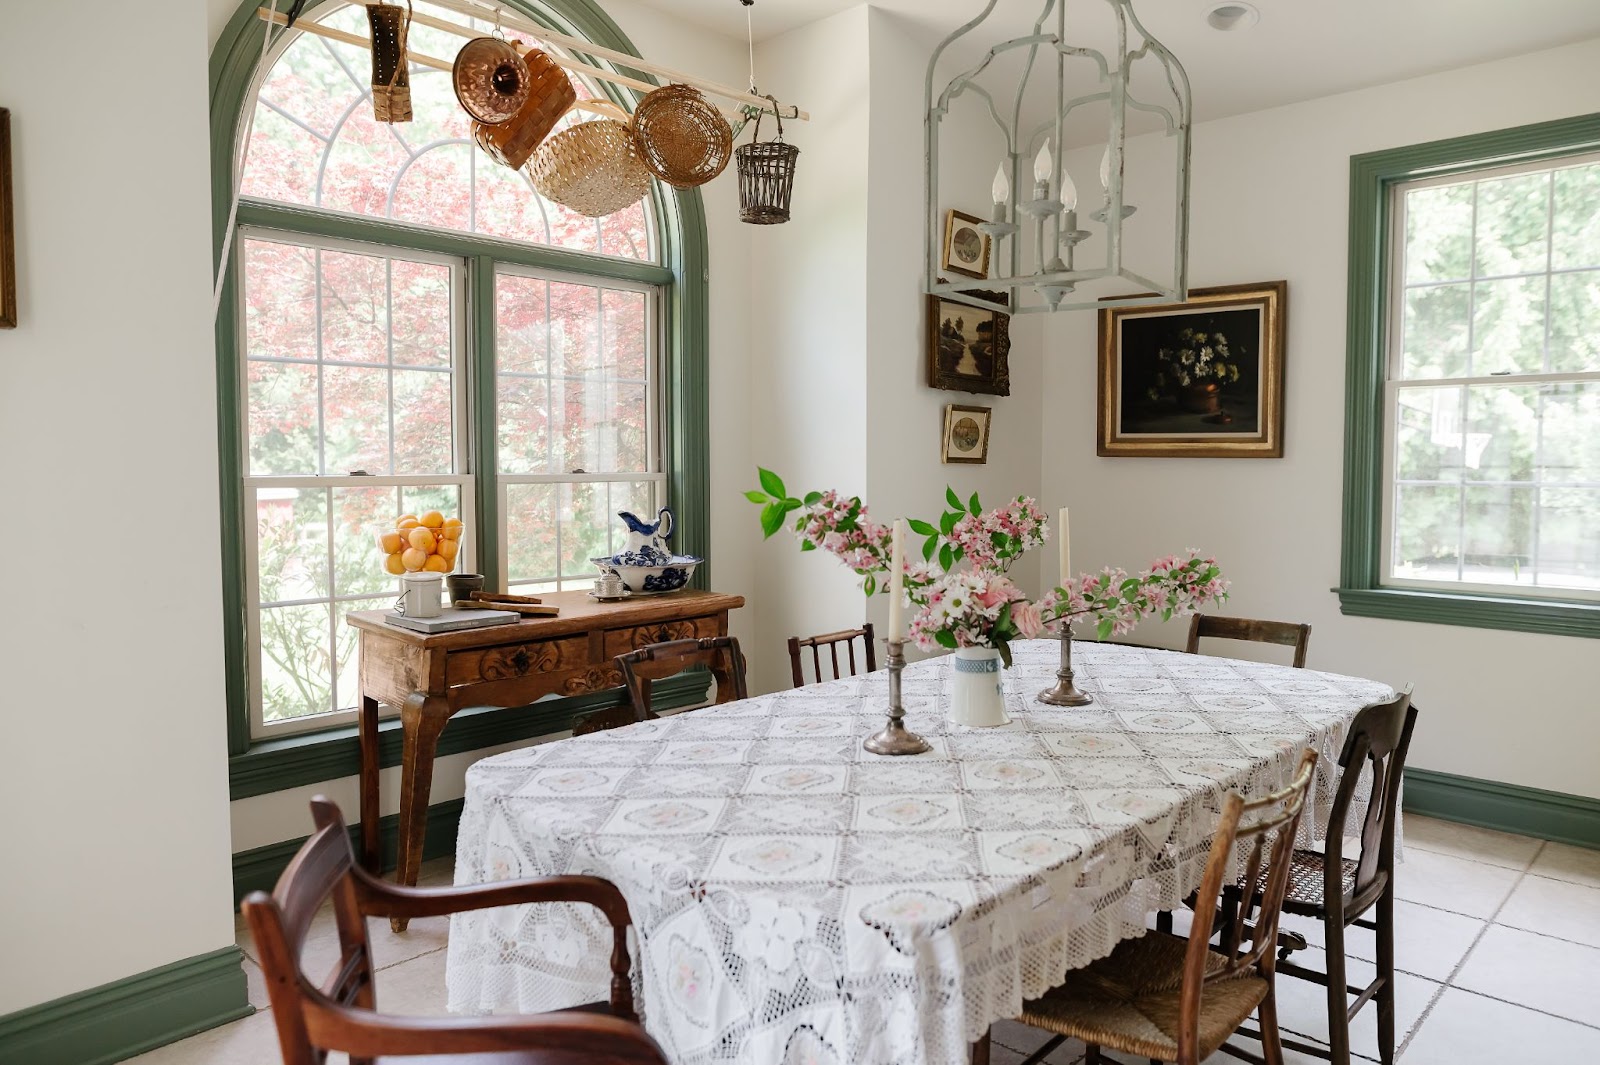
1,109 -> 14,329
926,289 -> 1010,396
941,403 -> 991,464
1097,281 -> 1287,458
940,209 -> 990,280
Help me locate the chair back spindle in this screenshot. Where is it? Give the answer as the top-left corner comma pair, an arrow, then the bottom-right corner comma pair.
1186,614 -> 1312,668
616,636 -> 748,719
787,624 -> 877,687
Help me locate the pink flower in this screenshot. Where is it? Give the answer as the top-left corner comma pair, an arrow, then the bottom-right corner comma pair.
1012,600 -> 1044,639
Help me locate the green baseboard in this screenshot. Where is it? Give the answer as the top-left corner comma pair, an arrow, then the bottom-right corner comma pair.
1404,768 -> 1600,850
0,947 -> 250,1065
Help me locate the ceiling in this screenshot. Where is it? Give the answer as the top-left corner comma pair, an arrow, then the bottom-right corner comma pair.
631,0 -> 1600,127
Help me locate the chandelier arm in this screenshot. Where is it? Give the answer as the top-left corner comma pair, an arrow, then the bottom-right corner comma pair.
936,35 -> 1055,116
943,81 -> 1015,155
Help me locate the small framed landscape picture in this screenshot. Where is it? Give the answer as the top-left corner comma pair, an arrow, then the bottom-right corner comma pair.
941,403 -> 991,464
1097,281 -> 1287,457
927,290 -> 1011,396
941,209 -> 990,279
1,109 -> 14,329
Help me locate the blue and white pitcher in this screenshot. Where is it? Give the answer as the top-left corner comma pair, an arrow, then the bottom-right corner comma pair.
617,507 -> 674,564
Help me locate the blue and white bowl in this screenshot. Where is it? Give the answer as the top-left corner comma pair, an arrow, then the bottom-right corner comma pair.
592,552 -> 703,594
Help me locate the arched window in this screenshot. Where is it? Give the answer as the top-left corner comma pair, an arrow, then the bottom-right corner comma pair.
213,0 -> 707,744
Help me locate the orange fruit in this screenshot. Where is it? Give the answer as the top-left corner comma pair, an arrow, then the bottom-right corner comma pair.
396,513 -> 419,528
423,554 -> 451,573
400,547 -> 428,571
378,531 -> 403,554
408,527 -> 436,553
441,517 -> 464,540
383,552 -> 406,575
421,511 -> 445,529
437,537 -> 460,563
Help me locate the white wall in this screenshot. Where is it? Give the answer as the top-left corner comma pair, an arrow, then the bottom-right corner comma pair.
0,0 -> 237,1013
1040,37 -> 1600,800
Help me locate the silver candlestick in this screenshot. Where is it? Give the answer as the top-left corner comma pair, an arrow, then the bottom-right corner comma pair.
1037,629 -> 1093,706
863,638 -> 931,755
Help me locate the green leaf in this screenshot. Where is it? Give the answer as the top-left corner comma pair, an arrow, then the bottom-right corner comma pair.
782,498 -> 803,513
946,486 -> 963,511
865,573 -> 877,596
939,543 -> 955,572
803,491 -> 822,507
906,518 -> 937,536
758,467 -> 786,499
991,530 -> 1009,548
934,629 -> 958,649
969,491 -> 982,514
939,511 -> 958,536
1120,578 -> 1141,593
800,539 -> 817,551
744,490 -> 768,504
923,535 -> 938,562
759,502 -> 785,539
1097,618 -> 1113,640
996,639 -> 1013,669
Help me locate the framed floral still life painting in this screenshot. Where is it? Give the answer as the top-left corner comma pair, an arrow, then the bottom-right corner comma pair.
1097,281 -> 1287,457
942,403 -> 991,464
927,290 -> 1011,396
941,209 -> 991,279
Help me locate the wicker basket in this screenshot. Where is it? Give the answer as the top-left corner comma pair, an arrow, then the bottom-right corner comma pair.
366,2 -> 412,123
631,84 -> 732,189
472,48 -> 575,170
452,37 -> 530,125
735,103 -> 799,224
528,119 -> 652,218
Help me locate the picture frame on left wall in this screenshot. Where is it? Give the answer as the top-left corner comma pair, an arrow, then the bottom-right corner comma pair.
941,209 -> 991,280
1,109 -> 14,329
941,403 -> 992,464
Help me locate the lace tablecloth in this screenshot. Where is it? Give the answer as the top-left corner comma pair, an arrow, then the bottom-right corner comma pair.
446,640 -> 1393,1065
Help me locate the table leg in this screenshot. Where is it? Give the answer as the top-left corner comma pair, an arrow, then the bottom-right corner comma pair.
391,691 -> 450,933
358,695 -> 381,873
969,1030 -> 991,1065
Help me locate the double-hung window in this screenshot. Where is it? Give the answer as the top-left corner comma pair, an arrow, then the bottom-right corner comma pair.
226,0 -> 682,740
1341,115 -> 1600,636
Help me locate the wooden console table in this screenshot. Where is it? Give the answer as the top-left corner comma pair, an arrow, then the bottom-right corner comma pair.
346,588 -> 745,926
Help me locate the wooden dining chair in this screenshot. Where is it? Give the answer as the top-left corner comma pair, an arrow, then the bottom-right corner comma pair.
241,797 -> 668,1065
615,636 -> 748,719
787,623 -> 877,687
1250,690 -> 1417,1065
1001,749 -> 1319,1065
1186,614 -> 1312,669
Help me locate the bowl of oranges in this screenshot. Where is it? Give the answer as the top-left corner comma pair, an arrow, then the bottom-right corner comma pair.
377,512 -> 465,575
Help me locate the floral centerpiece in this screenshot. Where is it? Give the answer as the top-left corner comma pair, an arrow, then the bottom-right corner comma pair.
1152,325 -> 1243,419
746,469 -> 1229,665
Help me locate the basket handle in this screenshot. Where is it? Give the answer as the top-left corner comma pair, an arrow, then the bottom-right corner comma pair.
749,93 -> 783,143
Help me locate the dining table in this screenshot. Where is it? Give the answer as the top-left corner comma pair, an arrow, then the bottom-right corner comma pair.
444,638 -> 1396,1065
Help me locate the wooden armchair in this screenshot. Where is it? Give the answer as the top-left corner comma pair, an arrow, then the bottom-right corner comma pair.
615,636 -> 748,719
787,623 -> 877,687
241,797 -> 667,1065
1186,614 -> 1312,669
1003,750 -> 1320,1065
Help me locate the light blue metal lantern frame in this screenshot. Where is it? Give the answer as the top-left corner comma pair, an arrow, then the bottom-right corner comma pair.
925,0 -> 1193,314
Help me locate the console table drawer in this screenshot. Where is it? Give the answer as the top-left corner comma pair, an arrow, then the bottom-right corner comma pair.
602,615 -> 723,658
445,635 -> 590,686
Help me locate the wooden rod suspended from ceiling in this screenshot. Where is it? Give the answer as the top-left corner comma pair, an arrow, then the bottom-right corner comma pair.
253,2 -> 806,122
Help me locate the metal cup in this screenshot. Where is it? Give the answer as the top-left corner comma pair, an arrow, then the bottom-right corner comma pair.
446,573 -> 485,604
594,571 -> 625,598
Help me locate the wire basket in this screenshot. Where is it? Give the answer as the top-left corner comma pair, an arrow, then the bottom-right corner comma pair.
631,84 -> 732,189
366,2 -> 412,123
735,100 -> 799,224
452,37 -> 530,125
472,47 -> 576,170
528,118 -> 652,218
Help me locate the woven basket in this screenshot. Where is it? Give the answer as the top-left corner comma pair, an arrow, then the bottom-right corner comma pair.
367,2 -> 412,123
473,48 -> 575,169
528,119 -> 652,218
631,84 -> 731,189
452,37 -> 530,125
735,103 -> 799,224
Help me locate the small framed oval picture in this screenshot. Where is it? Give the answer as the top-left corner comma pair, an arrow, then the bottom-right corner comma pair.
941,404 -> 991,464
941,209 -> 990,279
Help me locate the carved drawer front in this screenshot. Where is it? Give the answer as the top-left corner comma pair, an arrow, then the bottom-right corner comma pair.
446,636 -> 589,686
603,615 -> 721,658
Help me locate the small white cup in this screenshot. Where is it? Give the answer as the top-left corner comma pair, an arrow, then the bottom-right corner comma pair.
399,572 -> 444,618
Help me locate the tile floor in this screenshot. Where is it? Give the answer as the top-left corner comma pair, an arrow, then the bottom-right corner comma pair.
130,816 -> 1600,1065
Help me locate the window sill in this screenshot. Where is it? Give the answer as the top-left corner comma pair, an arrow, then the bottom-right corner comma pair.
228,673 -> 713,800
1335,586 -> 1600,640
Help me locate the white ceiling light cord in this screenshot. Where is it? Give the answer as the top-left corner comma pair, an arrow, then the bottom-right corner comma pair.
213,0 -> 284,322
742,0 -> 756,95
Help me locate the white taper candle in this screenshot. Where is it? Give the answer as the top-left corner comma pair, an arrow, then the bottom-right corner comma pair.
1058,508 -> 1071,586
889,519 -> 907,640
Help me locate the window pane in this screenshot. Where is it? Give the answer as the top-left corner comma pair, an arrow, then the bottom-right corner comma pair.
248,360 -> 320,476
1547,270 -> 1600,373
604,289 -> 649,381
1541,382 -> 1600,484
257,487 -> 329,604
497,377 -> 552,475
1537,488 -> 1600,590
1464,384 -> 1537,482
556,377 -> 649,474
1400,283 -> 1470,379
1552,163 -> 1600,270
244,240 -> 316,360
1463,485 -> 1534,586
333,486 -> 400,599
1470,276 -> 1545,376
497,275 -> 549,375
1472,172 -> 1550,278
259,603 -> 333,724
1404,182 -> 1472,283
550,282 -> 600,375
322,364 -> 391,476
1394,385 -> 1464,482
1393,484 -> 1461,582
390,259 -> 452,368
392,370 -> 455,475
505,482 -> 558,583
320,250 -> 388,364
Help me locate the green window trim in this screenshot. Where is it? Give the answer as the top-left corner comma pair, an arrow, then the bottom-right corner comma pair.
1339,112 -> 1600,639
210,0 -> 712,763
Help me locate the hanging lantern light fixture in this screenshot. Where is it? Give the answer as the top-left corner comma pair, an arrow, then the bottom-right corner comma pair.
926,0 -> 1192,314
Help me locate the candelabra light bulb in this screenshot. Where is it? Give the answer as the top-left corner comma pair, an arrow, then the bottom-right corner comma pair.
1099,145 -> 1112,190
1033,140 -> 1053,185
1060,170 -> 1078,212
991,163 -> 1010,206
